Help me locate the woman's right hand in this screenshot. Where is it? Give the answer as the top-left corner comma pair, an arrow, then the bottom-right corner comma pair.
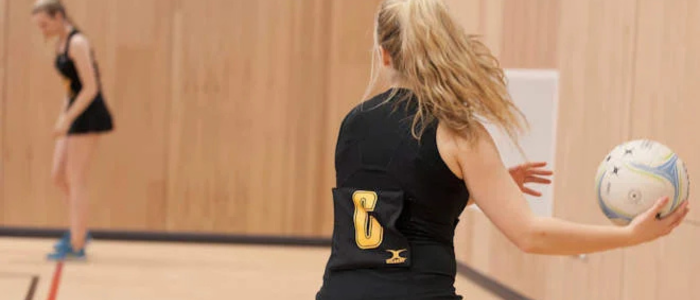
627,196 -> 690,245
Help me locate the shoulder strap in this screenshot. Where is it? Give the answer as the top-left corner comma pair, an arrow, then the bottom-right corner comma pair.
64,29 -> 80,56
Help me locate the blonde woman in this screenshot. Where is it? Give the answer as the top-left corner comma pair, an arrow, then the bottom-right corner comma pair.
31,0 -> 113,260
316,0 -> 689,299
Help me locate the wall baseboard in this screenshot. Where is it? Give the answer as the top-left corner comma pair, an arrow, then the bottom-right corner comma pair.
0,226 -> 331,247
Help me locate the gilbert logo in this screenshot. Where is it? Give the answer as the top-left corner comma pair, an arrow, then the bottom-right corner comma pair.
385,249 -> 408,264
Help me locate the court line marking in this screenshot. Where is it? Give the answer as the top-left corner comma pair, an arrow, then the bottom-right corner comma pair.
46,262 -> 63,300
0,272 -> 39,300
26,276 -> 39,300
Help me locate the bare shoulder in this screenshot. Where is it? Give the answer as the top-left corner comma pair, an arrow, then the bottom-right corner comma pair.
68,34 -> 90,56
436,121 -> 502,180
436,123 -> 462,178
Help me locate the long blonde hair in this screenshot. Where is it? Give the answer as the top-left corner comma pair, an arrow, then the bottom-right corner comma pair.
366,0 -> 528,148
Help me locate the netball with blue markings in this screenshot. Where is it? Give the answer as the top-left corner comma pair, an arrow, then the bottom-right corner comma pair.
595,140 -> 690,225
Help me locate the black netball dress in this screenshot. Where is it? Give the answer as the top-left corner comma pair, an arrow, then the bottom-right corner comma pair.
316,88 -> 470,300
55,29 -> 113,135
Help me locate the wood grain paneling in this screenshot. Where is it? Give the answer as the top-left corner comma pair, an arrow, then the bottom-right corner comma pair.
443,0 -> 482,33
620,240 -> 659,300
456,209 -> 549,300
478,0 -> 505,57
444,0 -> 505,57
318,0 -> 383,236
622,223 -> 700,300
655,223 -> 700,299
500,0 -> 559,69
617,2 -> 700,297
545,1 -> 639,300
552,0 -> 637,225
445,0 -> 558,68
629,0 -> 700,223
87,0 -> 173,230
3,0 -> 67,226
166,0 -> 271,233
165,0 -> 332,236
0,0 -> 6,222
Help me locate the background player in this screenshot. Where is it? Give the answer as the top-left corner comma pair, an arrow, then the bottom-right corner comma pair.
31,0 -> 114,260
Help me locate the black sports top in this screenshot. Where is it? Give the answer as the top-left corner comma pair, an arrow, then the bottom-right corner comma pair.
55,29 -> 102,101
317,88 -> 471,300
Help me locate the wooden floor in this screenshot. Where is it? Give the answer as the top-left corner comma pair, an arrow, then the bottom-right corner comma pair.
0,237 -> 502,300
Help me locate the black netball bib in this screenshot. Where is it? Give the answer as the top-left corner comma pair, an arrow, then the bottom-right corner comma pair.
327,187 -> 411,271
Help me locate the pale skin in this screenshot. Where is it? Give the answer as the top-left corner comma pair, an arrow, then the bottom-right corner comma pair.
378,46 -> 690,255
33,10 -> 101,251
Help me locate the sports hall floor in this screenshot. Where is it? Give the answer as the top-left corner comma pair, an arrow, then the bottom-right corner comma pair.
0,237 -> 502,300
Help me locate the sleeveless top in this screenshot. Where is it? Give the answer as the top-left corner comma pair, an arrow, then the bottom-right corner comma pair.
317,88 -> 470,300
55,28 -> 103,102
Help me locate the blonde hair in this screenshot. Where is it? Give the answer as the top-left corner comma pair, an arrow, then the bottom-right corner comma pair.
366,0 -> 528,149
31,0 -> 75,25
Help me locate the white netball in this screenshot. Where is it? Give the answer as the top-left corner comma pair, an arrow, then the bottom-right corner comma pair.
595,140 -> 690,225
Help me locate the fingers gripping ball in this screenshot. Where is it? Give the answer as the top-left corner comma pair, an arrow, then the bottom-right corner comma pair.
595,140 -> 690,225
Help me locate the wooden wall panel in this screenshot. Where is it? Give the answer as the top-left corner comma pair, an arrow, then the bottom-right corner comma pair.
544,1 -> 639,300
552,0 -> 637,228
166,0 -> 267,233
445,0 -> 558,68
443,0 -> 482,33
318,0 -> 383,236
622,1 -> 700,298
444,0 -> 504,56
456,209 -> 549,299
85,0 -> 173,230
622,224 -> 700,300
628,0 -> 700,223
500,0 -> 559,69
282,0 -> 332,237
3,0 -> 67,226
478,0 -> 505,57
655,223 -> 700,299
0,0 -> 6,223
165,0 -> 331,236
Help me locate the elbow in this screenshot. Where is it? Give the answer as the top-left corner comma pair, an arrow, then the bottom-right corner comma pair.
78,84 -> 98,99
517,238 -> 539,254
514,220 -> 544,254
84,87 -> 98,99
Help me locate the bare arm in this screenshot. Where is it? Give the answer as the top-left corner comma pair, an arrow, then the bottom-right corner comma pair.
440,122 -> 689,255
62,96 -> 70,113
63,35 -> 98,122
